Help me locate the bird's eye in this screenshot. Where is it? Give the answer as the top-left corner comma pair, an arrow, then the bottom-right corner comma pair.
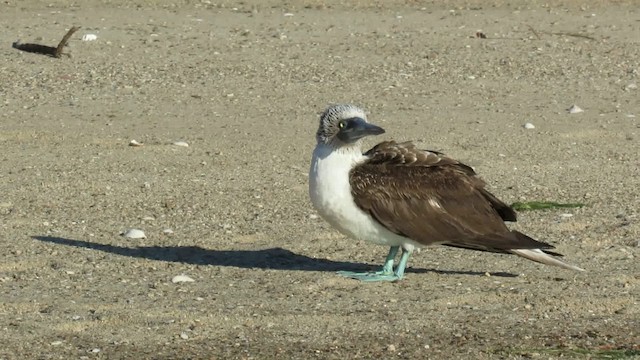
338,121 -> 345,129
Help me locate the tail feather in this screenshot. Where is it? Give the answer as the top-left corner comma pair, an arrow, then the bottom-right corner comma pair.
509,248 -> 585,272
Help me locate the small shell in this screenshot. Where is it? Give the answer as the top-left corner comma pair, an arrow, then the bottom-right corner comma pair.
172,141 -> 189,147
283,13 -> 294,17
163,228 -> 174,235
172,274 -> 195,283
121,229 -> 146,239
523,122 -> 535,129
129,139 -> 143,147
82,34 -> 98,41
568,105 -> 584,114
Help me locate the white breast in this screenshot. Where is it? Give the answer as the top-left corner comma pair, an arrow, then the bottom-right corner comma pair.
309,144 -> 416,249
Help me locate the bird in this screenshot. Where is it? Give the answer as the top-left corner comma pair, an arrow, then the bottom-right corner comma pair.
308,104 -> 584,282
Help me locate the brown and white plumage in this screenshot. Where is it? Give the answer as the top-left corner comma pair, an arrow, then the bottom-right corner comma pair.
353,140 -> 581,268
309,104 -> 584,281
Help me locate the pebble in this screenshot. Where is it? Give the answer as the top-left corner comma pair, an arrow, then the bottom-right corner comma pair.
523,122 -> 535,129
180,332 -> 189,340
129,139 -> 143,147
171,274 -> 195,283
163,228 -> 174,235
51,341 -> 63,346
82,34 -> 97,41
172,141 -> 189,147
387,344 -> 396,352
121,229 -> 146,239
568,105 -> 584,114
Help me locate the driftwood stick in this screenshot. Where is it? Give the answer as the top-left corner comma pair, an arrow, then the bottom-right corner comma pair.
54,26 -> 81,58
12,26 -> 80,58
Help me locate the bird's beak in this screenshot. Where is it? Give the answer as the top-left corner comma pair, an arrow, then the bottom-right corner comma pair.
338,117 -> 385,143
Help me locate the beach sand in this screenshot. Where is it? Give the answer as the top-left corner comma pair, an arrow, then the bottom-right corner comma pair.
1,1 -> 638,358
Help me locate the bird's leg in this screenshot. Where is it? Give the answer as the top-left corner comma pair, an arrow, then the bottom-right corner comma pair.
337,246 -> 402,282
380,246 -> 399,275
393,247 -> 413,279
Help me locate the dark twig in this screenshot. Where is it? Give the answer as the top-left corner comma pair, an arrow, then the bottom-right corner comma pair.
12,26 -> 80,58
527,25 -> 541,40
548,31 -> 597,41
528,25 -> 596,41
54,26 -> 81,57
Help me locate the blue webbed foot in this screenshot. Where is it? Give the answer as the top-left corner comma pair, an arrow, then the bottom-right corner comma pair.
337,270 -> 401,282
338,246 -> 412,282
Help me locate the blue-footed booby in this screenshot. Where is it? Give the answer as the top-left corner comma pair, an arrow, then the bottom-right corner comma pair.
309,104 -> 584,282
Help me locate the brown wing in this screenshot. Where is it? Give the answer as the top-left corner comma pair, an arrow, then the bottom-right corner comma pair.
352,141 -> 555,253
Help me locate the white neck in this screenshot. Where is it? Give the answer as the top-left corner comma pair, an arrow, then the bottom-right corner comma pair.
309,143 -> 363,231
309,143 -> 364,196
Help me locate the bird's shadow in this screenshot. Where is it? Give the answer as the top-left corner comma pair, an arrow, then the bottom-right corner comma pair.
31,236 -> 517,277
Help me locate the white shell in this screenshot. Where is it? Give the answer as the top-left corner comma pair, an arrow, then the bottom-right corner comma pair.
568,105 -> 584,114
82,34 -> 98,41
121,228 -> 146,239
523,122 -> 535,129
129,139 -> 143,147
163,228 -> 174,235
172,141 -> 189,147
171,274 -> 195,283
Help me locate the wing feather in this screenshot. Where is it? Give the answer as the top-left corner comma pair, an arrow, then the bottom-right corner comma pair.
351,141 -> 552,253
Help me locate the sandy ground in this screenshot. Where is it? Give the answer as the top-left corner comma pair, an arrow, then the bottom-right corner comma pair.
1,0 -> 639,359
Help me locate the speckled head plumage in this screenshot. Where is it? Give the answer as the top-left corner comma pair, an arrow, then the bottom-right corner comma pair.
316,104 -> 385,147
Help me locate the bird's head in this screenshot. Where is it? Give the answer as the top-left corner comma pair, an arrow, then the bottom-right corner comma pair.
316,104 -> 385,148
